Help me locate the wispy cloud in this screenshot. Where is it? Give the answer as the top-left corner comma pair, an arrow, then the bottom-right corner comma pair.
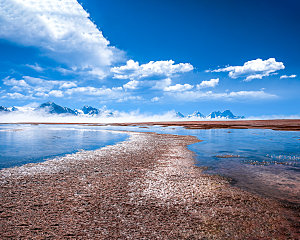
208,58 -> 285,81
25,63 -> 44,72
166,89 -> 277,101
151,97 -> 160,102
280,74 -> 296,79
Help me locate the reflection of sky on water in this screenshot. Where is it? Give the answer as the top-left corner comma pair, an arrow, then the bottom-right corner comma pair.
0,124 -> 128,169
0,124 -> 299,203
95,124 -> 300,203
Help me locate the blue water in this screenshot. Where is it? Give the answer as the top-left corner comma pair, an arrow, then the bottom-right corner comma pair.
0,124 -> 128,169
94,125 -> 300,203
0,124 -> 299,203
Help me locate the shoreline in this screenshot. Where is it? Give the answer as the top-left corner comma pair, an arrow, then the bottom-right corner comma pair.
1,131 -> 299,239
1,119 -> 300,131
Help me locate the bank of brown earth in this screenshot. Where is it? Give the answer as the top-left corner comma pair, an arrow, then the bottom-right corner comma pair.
110,119 -> 300,131
0,132 -> 298,239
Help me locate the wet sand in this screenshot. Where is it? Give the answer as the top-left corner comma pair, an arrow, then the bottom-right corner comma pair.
3,119 -> 300,131
0,131 -> 299,239
111,119 -> 300,131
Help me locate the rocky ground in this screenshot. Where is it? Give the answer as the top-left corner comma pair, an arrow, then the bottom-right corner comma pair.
0,131 -> 299,239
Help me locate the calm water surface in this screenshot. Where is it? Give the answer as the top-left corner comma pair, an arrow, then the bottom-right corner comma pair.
0,124 -> 128,169
0,124 -> 299,204
102,125 -> 300,204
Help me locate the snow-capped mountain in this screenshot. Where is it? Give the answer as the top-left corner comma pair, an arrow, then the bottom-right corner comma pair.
81,106 -> 100,115
207,110 -> 244,119
0,106 -> 9,112
176,110 -> 244,119
0,102 -> 244,119
187,111 -> 205,118
38,102 -> 77,115
176,112 -> 185,118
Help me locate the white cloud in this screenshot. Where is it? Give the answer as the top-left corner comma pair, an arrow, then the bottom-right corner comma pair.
65,86 -> 123,98
280,74 -> 296,79
166,89 -> 277,101
227,90 -> 276,98
4,92 -> 34,99
2,75 -> 79,99
117,96 -> 143,102
151,97 -> 160,102
111,60 -> 193,80
25,63 -> 44,72
4,76 -> 77,92
197,78 -> 219,89
49,90 -> 64,97
0,0 -> 119,77
210,58 -> 285,81
3,77 -> 30,88
59,82 -> 77,89
164,83 -> 193,92
123,80 -> 140,90
152,78 -> 172,90
35,92 -> 49,97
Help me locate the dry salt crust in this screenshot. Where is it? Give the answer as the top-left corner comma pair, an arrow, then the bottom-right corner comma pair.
0,131 -> 299,239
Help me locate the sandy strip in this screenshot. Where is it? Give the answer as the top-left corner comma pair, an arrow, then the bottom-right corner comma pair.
0,132 -> 299,239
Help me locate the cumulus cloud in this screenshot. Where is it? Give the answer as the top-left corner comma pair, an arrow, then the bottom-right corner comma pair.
3,77 -> 30,88
2,76 -> 78,98
49,90 -> 64,97
164,83 -> 193,92
123,80 -> 140,90
209,58 -> 285,81
59,82 -> 77,89
3,92 -> 34,100
111,60 -> 193,80
166,89 -> 277,101
152,78 -> 172,90
196,78 -> 219,89
0,0 -> 119,77
280,74 -> 296,79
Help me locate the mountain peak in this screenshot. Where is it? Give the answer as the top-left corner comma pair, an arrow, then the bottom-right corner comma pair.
38,102 -> 77,115
176,112 -> 185,118
81,106 -> 100,115
187,111 -> 205,118
0,106 -> 9,112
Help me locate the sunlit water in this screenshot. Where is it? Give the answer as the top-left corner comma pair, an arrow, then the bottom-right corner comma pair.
0,124 -> 128,169
101,125 -> 300,204
0,124 -> 299,204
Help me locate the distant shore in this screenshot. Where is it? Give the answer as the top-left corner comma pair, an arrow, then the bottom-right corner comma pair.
1,131 -> 299,239
1,119 -> 300,131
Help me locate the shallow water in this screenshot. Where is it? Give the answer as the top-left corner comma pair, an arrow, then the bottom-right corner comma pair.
0,124 -> 128,169
0,124 -> 299,204
98,125 -> 300,204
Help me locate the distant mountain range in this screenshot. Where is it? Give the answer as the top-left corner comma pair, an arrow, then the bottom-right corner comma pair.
0,102 -> 115,117
177,110 -> 244,119
0,102 -> 245,119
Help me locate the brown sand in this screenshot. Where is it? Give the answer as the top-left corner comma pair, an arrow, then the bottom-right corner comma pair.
0,131 -> 299,239
3,119 -> 300,131
110,119 -> 300,131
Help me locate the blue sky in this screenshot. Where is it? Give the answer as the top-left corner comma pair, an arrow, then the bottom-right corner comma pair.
0,0 -> 299,117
